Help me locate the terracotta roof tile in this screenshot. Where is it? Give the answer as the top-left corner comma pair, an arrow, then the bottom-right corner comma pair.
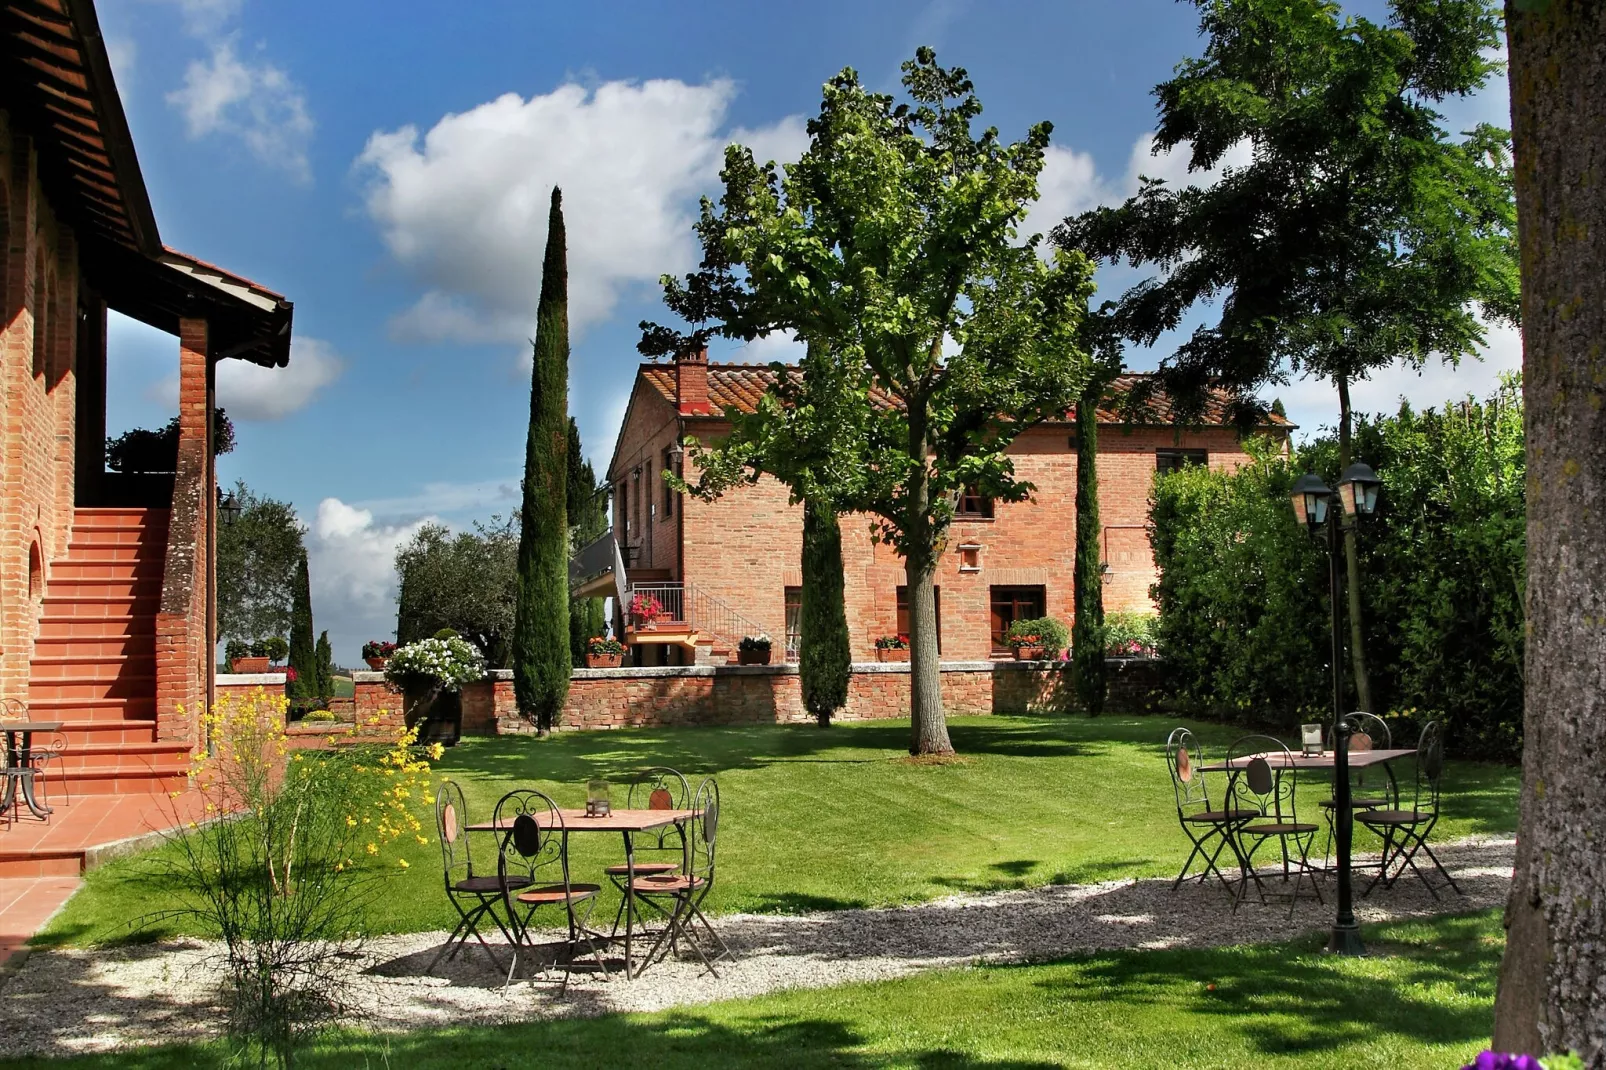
640,363 -> 1289,427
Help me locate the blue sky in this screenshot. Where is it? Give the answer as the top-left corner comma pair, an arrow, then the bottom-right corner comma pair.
94,0 -> 1516,663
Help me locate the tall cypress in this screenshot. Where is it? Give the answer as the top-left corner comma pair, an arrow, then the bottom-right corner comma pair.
799,496 -> 851,726
1072,394 -> 1106,715
287,549 -> 315,705
565,416 -> 608,665
512,187 -> 571,733
314,630 -> 333,705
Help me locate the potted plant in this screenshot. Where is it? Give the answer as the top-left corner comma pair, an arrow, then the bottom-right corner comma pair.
738,634 -> 773,665
362,640 -> 397,671
627,591 -> 664,631
585,636 -> 626,669
226,638 -> 274,674
260,636 -> 289,666
384,635 -> 486,747
1006,617 -> 1070,661
875,634 -> 910,663
1103,611 -> 1158,658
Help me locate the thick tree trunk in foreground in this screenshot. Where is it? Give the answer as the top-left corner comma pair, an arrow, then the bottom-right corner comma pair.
800,496 -> 851,727
1072,395 -> 1106,715
903,400 -> 953,756
1493,4 -> 1606,1062
1335,374 -> 1373,713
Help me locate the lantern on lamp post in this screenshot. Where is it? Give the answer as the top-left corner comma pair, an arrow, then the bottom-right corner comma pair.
1288,461 -> 1381,957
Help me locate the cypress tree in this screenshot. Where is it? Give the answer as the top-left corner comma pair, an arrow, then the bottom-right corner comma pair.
799,496 -> 851,727
565,416 -> 608,665
512,186 -> 571,733
287,549 -> 315,705
1072,394 -> 1106,715
314,630 -> 333,705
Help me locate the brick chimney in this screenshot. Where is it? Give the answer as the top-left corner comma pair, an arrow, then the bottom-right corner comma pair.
675,345 -> 713,415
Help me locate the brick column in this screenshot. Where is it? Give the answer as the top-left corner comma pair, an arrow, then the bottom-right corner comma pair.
155,317 -> 210,745
0,134 -> 38,707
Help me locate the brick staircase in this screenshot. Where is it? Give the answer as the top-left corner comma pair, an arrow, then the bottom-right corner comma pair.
26,507 -> 191,795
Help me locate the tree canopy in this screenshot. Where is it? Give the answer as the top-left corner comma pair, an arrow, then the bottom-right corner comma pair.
395,518 -> 518,668
217,481 -> 305,645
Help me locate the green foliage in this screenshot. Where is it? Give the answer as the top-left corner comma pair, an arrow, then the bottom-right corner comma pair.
302,707 -> 337,723
585,636 -> 625,657
394,520 -> 516,666
799,497 -> 851,726
1150,380 -> 1525,758
217,481 -> 306,646
224,639 -> 249,664
1059,0 -> 1517,423
105,408 -> 234,473
513,186 -> 572,732
286,551 -> 315,703
1072,394 -> 1106,712
645,49 -> 1096,754
383,635 -> 486,693
1103,611 -> 1158,657
566,416 -> 609,667
314,631 -> 333,705
1005,616 -> 1070,657
257,637 -> 289,662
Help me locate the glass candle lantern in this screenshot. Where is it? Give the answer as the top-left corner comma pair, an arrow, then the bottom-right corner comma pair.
586,779 -> 611,817
1300,723 -> 1324,757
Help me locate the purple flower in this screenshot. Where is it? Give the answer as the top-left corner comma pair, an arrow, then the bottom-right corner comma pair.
1465,1052 -> 1545,1070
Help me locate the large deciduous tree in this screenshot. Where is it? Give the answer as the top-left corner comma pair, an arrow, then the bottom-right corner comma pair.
216,481 -> 304,645
645,49 -> 1094,754
1058,0 -> 1519,712
1493,0 -> 1606,1060
394,519 -> 518,666
512,187 -> 571,734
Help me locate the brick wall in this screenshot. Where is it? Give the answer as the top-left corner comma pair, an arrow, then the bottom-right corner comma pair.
0,123 -> 82,705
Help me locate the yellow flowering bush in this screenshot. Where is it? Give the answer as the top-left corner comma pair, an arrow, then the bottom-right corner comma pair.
157,687 -> 441,1066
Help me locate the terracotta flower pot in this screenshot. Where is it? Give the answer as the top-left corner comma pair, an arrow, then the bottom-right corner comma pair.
365,656 -> 389,671
1012,646 -> 1043,661
585,653 -> 623,669
876,647 -> 910,663
230,656 -> 270,674
738,648 -> 772,665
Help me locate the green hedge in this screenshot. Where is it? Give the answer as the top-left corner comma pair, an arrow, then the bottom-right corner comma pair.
1150,378 -> 1524,760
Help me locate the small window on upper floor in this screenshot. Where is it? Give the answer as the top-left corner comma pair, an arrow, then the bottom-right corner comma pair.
1156,449 -> 1209,476
956,486 -> 994,519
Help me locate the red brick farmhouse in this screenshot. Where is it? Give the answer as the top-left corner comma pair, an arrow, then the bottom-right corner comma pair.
577,347 -> 1290,667
0,0 -> 293,796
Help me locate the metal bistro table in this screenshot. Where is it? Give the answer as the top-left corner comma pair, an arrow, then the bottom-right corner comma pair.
468,807 -> 694,979
1,721 -> 63,820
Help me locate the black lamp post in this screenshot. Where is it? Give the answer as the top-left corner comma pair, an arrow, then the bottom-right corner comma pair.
1289,461 -> 1381,956
218,489 -> 241,527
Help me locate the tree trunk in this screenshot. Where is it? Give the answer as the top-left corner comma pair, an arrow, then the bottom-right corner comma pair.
800,496 -> 851,727
1072,394 -> 1106,715
1494,3 -> 1606,1062
904,399 -> 953,756
1335,374 -> 1373,713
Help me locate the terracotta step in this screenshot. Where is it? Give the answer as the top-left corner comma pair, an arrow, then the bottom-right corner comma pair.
74,507 -> 168,524
30,655 -> 156,680
68,525 -> 167,545
37,614 -> 154,638
43,770 -> 188,796
24,697 -> 157,721
45,719 -> 160,745
64,537 -> 166,557
0,852 -> 81,879
42,578 -> 163,600
28,676 -> 157,702
49,741 -> 192,773
50,560 -> 164,582
31,634 -> 155,659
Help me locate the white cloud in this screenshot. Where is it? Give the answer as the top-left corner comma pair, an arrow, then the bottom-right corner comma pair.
217,336 -> 344,420
349,479 -> 520,524
167,38 -> 313,182
305,498 -> 430,664
158,0 -> 243,35
355,80 -> 806,344
105,36 -> 136,82
730,114 -> 810,171
729,328 -> 805,364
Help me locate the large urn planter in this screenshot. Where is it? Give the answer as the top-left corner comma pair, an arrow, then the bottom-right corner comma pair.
876,648 -> 910,663
364,656 -> 389,671
230,656 -> 271,674
405,686 -> 462,747
737,648 -> 772,666
1012,646 -> 1044,661
585,652 -> 624,669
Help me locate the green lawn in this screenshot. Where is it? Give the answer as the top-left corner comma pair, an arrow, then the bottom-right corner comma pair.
37,714 -> 1519,949
2,910 -> 1504,1068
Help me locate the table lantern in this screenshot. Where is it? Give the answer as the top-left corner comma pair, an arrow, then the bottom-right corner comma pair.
1300,723 -> 1324,756
586,778 -> 612,818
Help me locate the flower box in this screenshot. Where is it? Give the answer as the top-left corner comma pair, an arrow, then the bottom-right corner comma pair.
364,656 -> 389,671
738,648 -> 772,665
230,656 -> 270,674
876,647 -> 910,663
1012,646 -> 1044,661
585,652 -> 624,669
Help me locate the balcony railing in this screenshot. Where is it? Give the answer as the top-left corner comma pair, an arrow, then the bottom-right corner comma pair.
626,581 -> 767,649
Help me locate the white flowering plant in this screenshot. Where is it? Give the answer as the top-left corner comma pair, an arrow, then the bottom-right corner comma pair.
383,636 -> 486,692
739,633 -> 773,653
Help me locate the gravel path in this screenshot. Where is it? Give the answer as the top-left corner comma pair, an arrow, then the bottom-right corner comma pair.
0,835 -> 1514,1059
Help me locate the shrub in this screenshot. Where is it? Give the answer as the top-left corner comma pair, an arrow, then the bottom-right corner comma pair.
739,634 -> 773,652
1006,617 -> 1070,657
384,635 -> 486,693
1103,611 -> 1157,657
586,636 -> 625,656
254,637 -> 289,662
105,408 -> 234,473
875,634 -> 910,650
149,688 -> 439,1066
302,707 -> 337,722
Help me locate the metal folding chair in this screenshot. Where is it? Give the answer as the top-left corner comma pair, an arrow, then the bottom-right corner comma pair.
493,788 -> 608,990
1360,720 -> 1463,900
633,776 -> 733,976
605,766 -> 690,939
26,737 -> 69,817
1320,712 -> 1397,872
1165,727 -> 1253,894
427,779 -> 526,974
1225,735 -> 1324,916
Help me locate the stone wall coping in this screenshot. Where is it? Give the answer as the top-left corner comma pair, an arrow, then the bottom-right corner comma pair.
351,659 -> 1155,688
351,671 -> 387,683
216,673 -> 287,685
